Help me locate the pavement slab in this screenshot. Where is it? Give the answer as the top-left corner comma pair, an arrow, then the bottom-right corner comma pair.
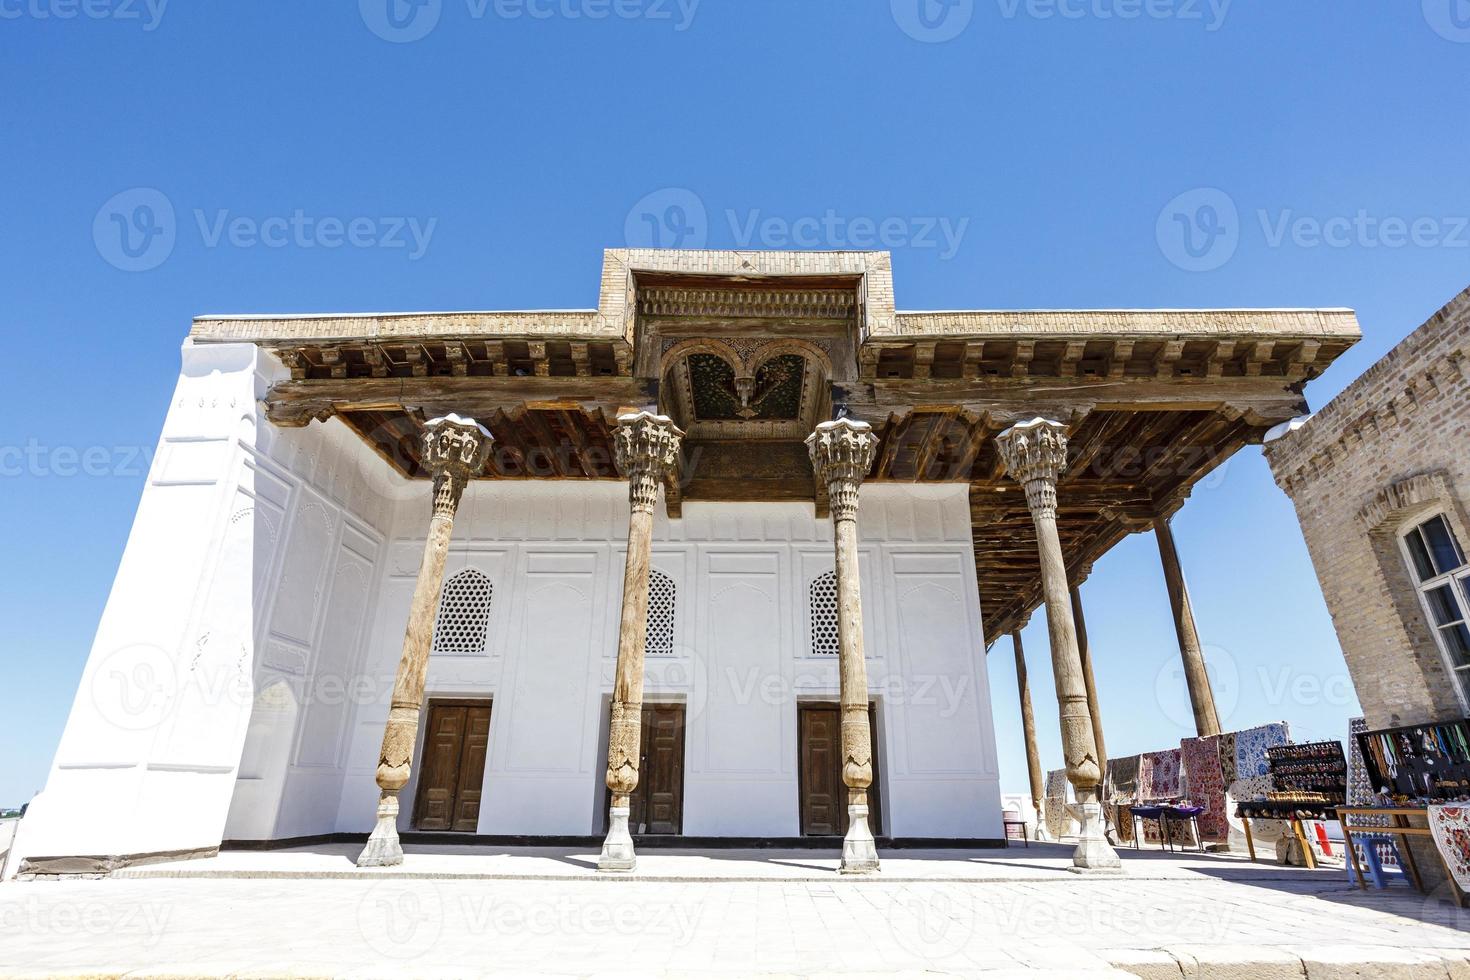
0,843 -> 1465,978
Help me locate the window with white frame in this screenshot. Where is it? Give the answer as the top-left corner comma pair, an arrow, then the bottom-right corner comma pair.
1401,513 -> 1470,700
432,568 -> 494,655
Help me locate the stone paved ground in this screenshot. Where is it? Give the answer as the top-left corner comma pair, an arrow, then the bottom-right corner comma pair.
2,844 -> 1468,978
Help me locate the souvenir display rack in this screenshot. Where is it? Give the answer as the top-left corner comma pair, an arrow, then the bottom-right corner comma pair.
1266,740 -> 1347,804
1356,719 -> 1470,801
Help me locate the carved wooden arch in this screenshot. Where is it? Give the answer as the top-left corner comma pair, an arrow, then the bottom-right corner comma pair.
658,338 -> 744,377
746,338 -> 834,381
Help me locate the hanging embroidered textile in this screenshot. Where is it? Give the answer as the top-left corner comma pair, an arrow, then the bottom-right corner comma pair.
1217,730 -> 1238,785
1428,804 -> 1470,894
1181,734 -> 1228,842
1141,749 -> 1182,800
1106,755 -> 1140,802
1234,722 -> 1291,779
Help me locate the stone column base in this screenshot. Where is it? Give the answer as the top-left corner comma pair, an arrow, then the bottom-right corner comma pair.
598,805 -> 636,872
1069,801 -> 1123,874
357,793 -> 404,868
839,804 -> 880,874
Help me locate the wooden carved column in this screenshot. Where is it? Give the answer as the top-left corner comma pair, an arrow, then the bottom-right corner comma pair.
1070,583 -> 1108,795
807,419 -> 881,874
358,414 -> 491,868
1154,514 -> 1222,737
996,418 -> 1120,873
599,411 -> 683,872
1011,628 -> 1046,838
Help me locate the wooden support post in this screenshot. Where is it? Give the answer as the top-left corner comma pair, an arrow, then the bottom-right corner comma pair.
1153,515 -> 1222,737
358,415 -> 492,868
1012,629 -> 1045,837
1070,584 -> 1108,797
807,419 -> 881,874
599,412 -> 684,872
996,418 -> 1121,873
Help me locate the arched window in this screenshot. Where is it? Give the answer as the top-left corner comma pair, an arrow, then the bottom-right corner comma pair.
1401,513 -> 1470,702
646,569 -> 676,657
809,570 -> 839,657
432,569 -> 494,655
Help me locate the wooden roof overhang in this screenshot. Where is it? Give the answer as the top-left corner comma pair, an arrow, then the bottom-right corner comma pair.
191,251 -> 1360,651
842,310 -> 1360,643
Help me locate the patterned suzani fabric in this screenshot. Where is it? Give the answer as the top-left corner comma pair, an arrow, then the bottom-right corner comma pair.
1234,722 -> 1290,779
1136,753 -> 1156,801
1106,755 -> 1140,802
1429,805 -> 1470,894
1217,731 -> 1238,786
1112,804 -> 1135,844
1141,749 -> 1182,800
1181,735 -> 1228,842
1226,774 -> 1288,843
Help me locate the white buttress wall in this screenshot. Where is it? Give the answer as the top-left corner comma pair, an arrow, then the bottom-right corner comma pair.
335,481 -> 1003,841
13,341 -> 395,869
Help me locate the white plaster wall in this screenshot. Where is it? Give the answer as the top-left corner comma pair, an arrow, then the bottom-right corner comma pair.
24,362 -> 1002,865
337,481 -> 1003,841
11,340 -> 395,870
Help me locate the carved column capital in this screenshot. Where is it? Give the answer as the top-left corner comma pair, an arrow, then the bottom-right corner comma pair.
806,419 -> 878,522
423,414 -> 493,517
996,417 -> 1069,520
615,412 -> 684,513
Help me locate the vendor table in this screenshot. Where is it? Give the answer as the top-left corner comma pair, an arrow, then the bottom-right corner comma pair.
1234,801 -> 1334,870
1128,804 -> 1205,853
1338,805 -> 1466,907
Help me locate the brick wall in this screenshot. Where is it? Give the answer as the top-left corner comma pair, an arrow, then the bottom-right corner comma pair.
1264,285 -> 1470,730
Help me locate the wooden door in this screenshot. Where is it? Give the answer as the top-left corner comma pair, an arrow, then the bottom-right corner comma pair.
798,703 -> 882,837
605,703 -> 685,835
412,700 -> 492,833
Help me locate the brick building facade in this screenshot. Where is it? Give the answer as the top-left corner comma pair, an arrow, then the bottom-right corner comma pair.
1265,285 -> 1470,730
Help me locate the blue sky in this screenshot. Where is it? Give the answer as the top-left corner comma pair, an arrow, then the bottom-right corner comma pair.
3,0 -> 1470,807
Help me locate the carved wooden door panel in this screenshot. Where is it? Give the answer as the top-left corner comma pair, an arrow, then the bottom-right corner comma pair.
605,703 -> 686,836
639,704 -> 685,835
799,703 -> 881,837
412,700 -> 492,833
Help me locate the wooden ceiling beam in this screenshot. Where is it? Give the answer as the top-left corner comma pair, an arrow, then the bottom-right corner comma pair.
265,376 -> 655,428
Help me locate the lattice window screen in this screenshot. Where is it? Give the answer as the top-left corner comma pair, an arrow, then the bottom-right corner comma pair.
809,570 -> 839,656
432,569 -> 494,655
646,569 -> 676,657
